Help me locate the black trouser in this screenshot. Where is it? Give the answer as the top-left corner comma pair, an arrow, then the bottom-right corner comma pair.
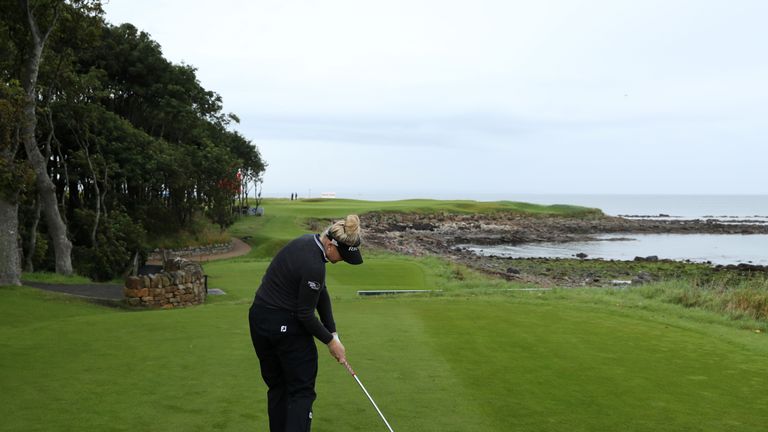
249,303 -> 318,432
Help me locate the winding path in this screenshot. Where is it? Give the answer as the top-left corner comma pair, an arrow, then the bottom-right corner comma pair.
146,237 -> 252,264
23,237 -> 252,302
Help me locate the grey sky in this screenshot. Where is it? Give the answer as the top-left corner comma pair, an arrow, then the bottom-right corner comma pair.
103,0 -> 767,198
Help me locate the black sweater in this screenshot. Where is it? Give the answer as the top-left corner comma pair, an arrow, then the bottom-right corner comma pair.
253,234 -> 336,343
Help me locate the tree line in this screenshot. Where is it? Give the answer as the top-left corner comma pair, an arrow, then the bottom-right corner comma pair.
1,1 -> 266,284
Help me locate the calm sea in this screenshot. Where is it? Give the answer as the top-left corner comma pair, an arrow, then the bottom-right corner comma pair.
464,234 -> 768,266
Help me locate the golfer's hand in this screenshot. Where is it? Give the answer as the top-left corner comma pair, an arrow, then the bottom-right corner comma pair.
327,335 -> 346,364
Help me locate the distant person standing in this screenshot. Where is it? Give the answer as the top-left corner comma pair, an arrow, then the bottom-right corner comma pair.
248,215 -> 364,431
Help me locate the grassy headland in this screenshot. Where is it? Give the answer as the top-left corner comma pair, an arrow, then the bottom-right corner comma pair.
3,198 -> 767,431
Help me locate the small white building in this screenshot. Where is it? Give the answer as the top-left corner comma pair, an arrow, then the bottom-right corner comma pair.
320,192 -> 336,199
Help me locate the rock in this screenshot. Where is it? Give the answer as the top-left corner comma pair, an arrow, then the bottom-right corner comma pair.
506,267 -> 521,275
125,276 -> 143,289
631,272 -> 653,285
576,252 -> 588,259
634,255 -> 658,262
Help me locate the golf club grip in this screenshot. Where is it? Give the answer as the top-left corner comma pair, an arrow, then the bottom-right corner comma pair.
342,360 -> 356,376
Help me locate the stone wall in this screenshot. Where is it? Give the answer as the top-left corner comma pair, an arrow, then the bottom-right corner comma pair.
147,241 -> 233,262
124,258 -> 206,308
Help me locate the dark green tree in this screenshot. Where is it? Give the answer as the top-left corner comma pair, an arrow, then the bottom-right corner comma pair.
3,3 -> 266,281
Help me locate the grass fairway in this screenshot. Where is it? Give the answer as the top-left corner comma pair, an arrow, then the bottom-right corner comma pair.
3,198 -> 767,431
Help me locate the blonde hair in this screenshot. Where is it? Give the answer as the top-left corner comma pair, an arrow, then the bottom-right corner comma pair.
324,214 -> 363,246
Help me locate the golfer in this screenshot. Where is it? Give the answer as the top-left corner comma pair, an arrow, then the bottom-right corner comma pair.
248,214 -> 364,431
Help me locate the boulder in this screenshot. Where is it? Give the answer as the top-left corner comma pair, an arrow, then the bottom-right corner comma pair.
631,272 -> 653,285
634,255 -> 659,262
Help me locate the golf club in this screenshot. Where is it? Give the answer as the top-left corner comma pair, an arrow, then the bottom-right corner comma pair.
343,361 -> 395,432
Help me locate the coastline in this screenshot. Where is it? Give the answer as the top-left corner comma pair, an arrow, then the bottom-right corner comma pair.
363,211 -> 768,287
364,211 -> 768,250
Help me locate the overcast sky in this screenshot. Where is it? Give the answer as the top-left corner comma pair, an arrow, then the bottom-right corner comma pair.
103,0 -> 767,199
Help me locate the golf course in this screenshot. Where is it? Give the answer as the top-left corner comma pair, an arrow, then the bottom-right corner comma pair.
2,199 -> 767,431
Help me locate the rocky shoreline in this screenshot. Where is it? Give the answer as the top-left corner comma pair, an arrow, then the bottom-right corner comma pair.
363,211 -> 768,252
361,211 -> 768,286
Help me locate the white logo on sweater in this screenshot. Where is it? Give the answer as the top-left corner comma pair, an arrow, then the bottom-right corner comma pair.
308,281 -> 320,290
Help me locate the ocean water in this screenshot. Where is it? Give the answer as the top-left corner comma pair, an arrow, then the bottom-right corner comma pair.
464,233 -> 768,266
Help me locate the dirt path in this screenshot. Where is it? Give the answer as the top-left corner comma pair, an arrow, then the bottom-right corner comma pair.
147,237 -> 252,265
180,237 -> 252,263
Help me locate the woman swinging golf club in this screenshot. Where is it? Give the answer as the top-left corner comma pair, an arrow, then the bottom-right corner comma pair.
248,215 -> 363,431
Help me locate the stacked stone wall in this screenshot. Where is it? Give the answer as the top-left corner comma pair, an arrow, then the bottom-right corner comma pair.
147,241 -> 233,262
124,258 -> 206,308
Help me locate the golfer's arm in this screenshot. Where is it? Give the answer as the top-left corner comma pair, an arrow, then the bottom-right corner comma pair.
316,287 -> 337,334
296,280 -> 334,344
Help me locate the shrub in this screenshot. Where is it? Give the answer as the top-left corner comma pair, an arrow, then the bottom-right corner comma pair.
72,209 -> 146,281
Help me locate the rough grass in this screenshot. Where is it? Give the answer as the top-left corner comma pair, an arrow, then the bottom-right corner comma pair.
4,198 -> 768,431
484,257 -> 768,324
654,276 -> 768,322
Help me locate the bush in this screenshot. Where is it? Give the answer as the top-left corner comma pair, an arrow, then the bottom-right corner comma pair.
72,209 -> 146,281
146,211 -> 230,250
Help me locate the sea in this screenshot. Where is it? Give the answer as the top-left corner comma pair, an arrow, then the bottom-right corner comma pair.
343,193 -> 768,265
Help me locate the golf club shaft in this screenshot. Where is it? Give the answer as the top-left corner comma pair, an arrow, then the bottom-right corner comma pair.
353,374 -> 395,432
344,362 -> 395,432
